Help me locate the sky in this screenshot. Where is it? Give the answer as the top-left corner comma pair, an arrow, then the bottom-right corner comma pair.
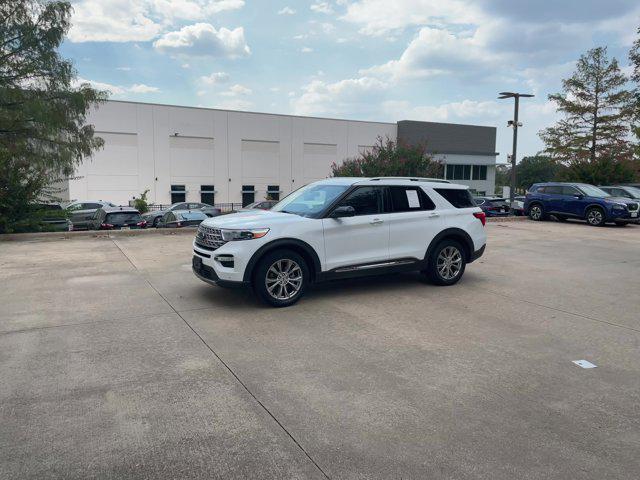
61,0 -> 640,163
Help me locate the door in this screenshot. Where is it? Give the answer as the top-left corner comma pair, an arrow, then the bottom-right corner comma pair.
561,186 -> 585,217
322,186 -> 389,271
387,186 -> 444,260
70,202 -> 103,228
543,185 -> 564,213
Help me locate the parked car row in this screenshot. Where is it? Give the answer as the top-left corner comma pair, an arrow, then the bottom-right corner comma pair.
524,182 -> 640,226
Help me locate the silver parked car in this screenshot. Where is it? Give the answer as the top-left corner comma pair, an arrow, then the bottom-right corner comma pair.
143,202 -> 221,227
157,210 -> 208,228
66,200 -> 116,230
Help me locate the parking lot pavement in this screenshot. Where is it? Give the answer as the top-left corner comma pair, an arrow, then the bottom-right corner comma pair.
1,221 -> 639,479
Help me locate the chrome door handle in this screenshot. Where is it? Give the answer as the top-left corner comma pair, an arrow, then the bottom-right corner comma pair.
370,218 -> 383,225
428,212 -> 440,218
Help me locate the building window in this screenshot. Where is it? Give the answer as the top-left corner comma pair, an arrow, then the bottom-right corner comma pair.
472,165 -> 487,180
170,185 -> 186,204
200,185 -> 215,205
446,164 -> 471,180
267,185 -> 280,201
242,185 -> 255,207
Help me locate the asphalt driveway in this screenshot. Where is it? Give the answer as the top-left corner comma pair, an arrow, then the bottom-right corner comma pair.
1,221 -> 639,479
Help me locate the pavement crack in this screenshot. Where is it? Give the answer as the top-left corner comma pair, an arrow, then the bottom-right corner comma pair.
109,238 -> 331,480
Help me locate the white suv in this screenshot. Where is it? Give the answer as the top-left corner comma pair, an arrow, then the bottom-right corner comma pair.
192,177 -> 487,307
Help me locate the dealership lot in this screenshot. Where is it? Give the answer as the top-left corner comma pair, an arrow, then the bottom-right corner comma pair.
1,222 -> 639,479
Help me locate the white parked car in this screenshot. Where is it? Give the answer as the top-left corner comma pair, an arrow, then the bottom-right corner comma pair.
192,177 -> 487,307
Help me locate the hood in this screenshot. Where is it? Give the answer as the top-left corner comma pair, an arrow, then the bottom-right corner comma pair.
605,196 -> 639,205
200,209 -> 310,229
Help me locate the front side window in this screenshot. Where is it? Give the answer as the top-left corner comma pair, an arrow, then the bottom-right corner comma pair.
337,187 -> 383,216
272,183 -> 349,217
389,186 -> 435,212
171,185 -> 186,204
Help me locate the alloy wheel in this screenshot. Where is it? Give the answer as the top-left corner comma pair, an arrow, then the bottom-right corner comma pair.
530,206 -> 542,220
436,246 -> 463,281
265,259 -> 303,300
587,209 -> 603,225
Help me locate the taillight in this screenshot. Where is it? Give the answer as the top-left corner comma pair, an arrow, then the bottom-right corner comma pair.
100,223 -> 114,229
473,211 -> 486,226
136,220 -> 147,227
176,222 -> 182,227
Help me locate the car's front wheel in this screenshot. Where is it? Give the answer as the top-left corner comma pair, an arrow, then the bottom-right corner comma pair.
253,249 -> 309,307
586,207 -> 606,226
424,240 -> 467,286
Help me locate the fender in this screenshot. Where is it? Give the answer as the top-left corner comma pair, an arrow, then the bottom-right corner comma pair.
243,238 -> 322,282
424,228 -> 475,263
581,202 -> 607,217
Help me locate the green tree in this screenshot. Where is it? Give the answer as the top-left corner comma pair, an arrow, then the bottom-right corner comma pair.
0,0 -> 107,233
133,189 -> 150,214
331,137 -> 443,178
540,47 -> 634,183
629,25 -> 640,152
515,155 -> 563,190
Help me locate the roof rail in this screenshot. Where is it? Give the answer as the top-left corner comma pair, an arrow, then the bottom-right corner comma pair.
369,177 -> 451,183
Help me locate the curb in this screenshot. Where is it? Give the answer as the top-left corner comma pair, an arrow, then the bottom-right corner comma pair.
486,216 -> 528,223
0,228 -> 196,242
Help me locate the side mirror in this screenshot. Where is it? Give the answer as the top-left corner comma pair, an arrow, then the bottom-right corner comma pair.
574,194 -> 584,199
330,205 -> 356,218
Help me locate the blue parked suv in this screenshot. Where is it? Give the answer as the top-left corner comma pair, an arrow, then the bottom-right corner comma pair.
525,182 -> 640,226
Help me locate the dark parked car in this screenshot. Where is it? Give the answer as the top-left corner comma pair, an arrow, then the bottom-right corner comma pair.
525,182 -> 639,226
599,185 -> 640,201
143,202 -> 221,227
157,210 -> 208,228
33,203 -> 70,231
240,200 -> 278,211
90,207 -> 147,230
474,197 -> 511,216
66,200 -> 116,230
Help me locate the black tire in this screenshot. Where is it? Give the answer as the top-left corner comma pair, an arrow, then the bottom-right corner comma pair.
152,216 -> 160,228
528,203 -> 546,221
424,239 -> 467,286
253,249 -> 309,307
585,207 -> 606,227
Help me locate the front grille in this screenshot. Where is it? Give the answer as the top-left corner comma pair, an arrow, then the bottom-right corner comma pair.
627,203 -> 638,211
195,225 -> 227,251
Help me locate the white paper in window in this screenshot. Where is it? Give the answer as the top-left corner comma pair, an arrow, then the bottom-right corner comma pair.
406,190 -> 420,208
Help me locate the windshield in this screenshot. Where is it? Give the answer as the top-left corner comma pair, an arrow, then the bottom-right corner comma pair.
272,183 -> 349,217
578,185 -> 610,198
624,186 -> 640,198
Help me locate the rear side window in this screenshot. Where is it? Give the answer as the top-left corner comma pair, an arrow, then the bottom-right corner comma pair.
544,186 -> 563,194
389,186 -> 435,211
434,188 -> 475,208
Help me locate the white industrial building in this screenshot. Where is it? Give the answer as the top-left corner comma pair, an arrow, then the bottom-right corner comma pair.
61,101 -> 498,206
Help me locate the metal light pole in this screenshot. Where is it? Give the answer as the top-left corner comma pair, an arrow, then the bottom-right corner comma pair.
498,92 -> 534,204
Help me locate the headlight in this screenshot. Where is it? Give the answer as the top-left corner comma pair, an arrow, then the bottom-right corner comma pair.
611,203 -> 626,210
220,228 -> 269,241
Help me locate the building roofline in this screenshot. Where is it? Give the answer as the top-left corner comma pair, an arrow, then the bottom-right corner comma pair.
398,119 -> 497,130
103,99 -> 397,126
430,150 -> 500,156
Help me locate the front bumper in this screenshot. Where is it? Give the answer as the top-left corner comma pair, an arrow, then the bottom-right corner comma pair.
192,255 -> 247,288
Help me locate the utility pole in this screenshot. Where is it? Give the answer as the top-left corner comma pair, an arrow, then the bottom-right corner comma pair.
498,92 -> 534,204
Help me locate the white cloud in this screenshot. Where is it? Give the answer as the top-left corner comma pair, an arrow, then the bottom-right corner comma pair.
200,71 -> 230,85
153,23 -> 250,57
291,76 -> 388,116
116,66 -> 131,71
363,27 -> 503,82
68,0 -> 245,42
129,83 -> 160,93
341,0 -> 481,36
278,6 -> 296,14
73,77 -> 160,95
301,46 -> 313,53
310,2 -> 334,14
221,84 -> 252,96
68,0 -> 163,42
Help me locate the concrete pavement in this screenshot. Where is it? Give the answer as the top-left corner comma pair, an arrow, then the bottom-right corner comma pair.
1,220 -> 639,479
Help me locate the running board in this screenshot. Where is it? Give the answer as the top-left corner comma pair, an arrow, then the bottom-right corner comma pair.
334,259 -> 418,273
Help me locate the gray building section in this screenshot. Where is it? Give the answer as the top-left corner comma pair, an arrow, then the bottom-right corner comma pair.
398,120 -> 498,195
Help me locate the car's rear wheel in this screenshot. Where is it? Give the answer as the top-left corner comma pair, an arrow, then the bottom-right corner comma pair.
152,216 -> 160,228
424,240 -> 467,286
528,204 -> 545,221
253,249 -> 309,307
586,207 -> 606,226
